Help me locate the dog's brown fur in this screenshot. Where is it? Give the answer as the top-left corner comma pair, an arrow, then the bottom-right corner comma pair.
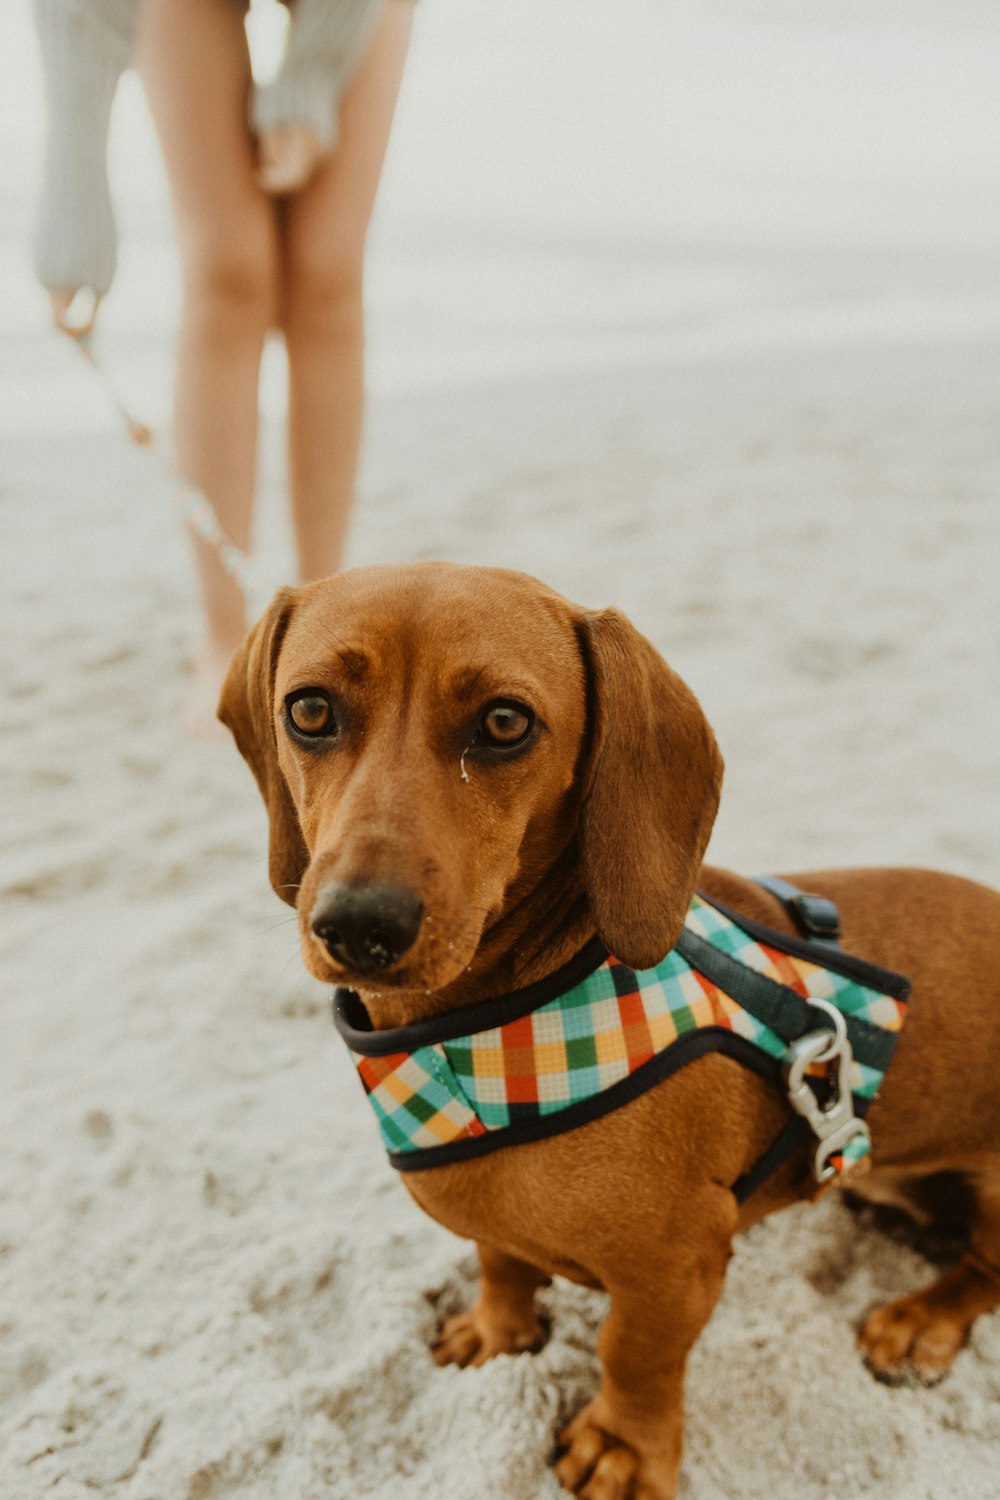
220,562 -> 1000,1500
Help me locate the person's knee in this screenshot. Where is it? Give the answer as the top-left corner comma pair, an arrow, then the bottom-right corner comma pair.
184,225 -> 279,330
282,230 -> 365,337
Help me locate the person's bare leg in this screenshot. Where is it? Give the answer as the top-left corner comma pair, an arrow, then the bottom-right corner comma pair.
137,0 -> 279,733
280,1 -> 413,582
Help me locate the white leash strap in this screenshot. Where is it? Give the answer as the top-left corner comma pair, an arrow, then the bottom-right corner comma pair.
62,323 -> 278,604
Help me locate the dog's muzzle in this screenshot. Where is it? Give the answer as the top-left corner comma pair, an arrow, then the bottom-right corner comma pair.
311,882 -> 424,976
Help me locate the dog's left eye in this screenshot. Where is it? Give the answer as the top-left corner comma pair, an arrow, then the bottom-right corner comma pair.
477,700 -> 534,749
286,691 -> 336,739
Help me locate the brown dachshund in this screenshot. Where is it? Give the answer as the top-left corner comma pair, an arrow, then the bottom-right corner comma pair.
219,562 -> 1000,1500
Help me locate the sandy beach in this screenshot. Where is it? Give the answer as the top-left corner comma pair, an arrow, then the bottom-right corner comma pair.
3,3 -> 1000,1497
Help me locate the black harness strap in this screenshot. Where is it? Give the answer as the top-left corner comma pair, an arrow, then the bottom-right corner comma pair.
731,1116 -> 812,1204
675,929 -> 896,1074
754,875 -> 843,948
713,879 -> 866,1203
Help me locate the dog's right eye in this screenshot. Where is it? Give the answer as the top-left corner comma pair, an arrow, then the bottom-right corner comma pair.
286,691 -> 337,739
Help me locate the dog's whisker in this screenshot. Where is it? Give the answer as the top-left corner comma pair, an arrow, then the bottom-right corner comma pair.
255,916 -> 301,938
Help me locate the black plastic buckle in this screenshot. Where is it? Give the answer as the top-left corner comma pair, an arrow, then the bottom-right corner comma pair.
788,893 -> 842,944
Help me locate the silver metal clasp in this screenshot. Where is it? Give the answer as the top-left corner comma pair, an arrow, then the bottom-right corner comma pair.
783,998 -> 870,1184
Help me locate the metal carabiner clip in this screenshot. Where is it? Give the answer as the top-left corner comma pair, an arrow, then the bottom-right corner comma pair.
782,997 -> 871,1184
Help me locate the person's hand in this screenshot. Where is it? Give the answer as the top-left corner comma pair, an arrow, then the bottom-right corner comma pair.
256,124 -> 326,195
49,288 -> 100,338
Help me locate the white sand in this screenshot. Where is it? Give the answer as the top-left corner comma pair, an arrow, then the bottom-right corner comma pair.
3,2 -> 1000,1497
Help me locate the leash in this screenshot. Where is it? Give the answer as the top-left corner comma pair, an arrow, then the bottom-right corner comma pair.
58,316 -> 278,604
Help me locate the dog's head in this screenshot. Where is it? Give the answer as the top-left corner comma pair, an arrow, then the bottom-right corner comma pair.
219,563 -> 722,995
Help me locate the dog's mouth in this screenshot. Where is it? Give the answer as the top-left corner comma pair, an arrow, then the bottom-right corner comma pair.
305,932 -> 414,987
304,944 -> 474,999
312,931 -> 406,981
310,946 -> 418,989
302,905 -> 486,997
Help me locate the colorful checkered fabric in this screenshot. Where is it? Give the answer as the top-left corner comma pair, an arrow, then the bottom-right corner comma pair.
341,895 -> 908,1168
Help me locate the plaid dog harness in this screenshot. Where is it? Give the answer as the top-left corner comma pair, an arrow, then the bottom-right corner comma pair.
333,884 -> 910,1200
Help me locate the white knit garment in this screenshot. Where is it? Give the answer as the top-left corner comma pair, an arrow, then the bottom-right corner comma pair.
250,0 -> 383,148
32,0 -> 383,296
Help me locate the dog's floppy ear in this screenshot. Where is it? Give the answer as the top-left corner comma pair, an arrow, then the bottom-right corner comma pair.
575,609 -> 723,969
217,587 -> 308,907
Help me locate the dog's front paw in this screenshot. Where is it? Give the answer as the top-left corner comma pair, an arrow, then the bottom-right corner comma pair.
431,1305 -> 546,1368
553,1404 -> 677,1500
859,1277 -> 970,1384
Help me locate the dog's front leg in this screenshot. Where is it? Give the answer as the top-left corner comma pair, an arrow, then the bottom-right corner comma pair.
554,1189 -> 735,1500
433,1243 -> 551,1368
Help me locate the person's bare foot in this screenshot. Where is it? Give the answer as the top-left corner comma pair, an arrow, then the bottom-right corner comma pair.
180,641 -> 239,741
256,124 -> 327,194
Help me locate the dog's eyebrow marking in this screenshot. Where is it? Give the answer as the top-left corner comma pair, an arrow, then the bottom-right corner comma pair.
452,666 -> 488,702
450,668 -> 541,704
338,649 -> 369,683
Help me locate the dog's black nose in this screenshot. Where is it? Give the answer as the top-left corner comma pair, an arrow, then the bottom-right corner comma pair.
310,883 -> 424,975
